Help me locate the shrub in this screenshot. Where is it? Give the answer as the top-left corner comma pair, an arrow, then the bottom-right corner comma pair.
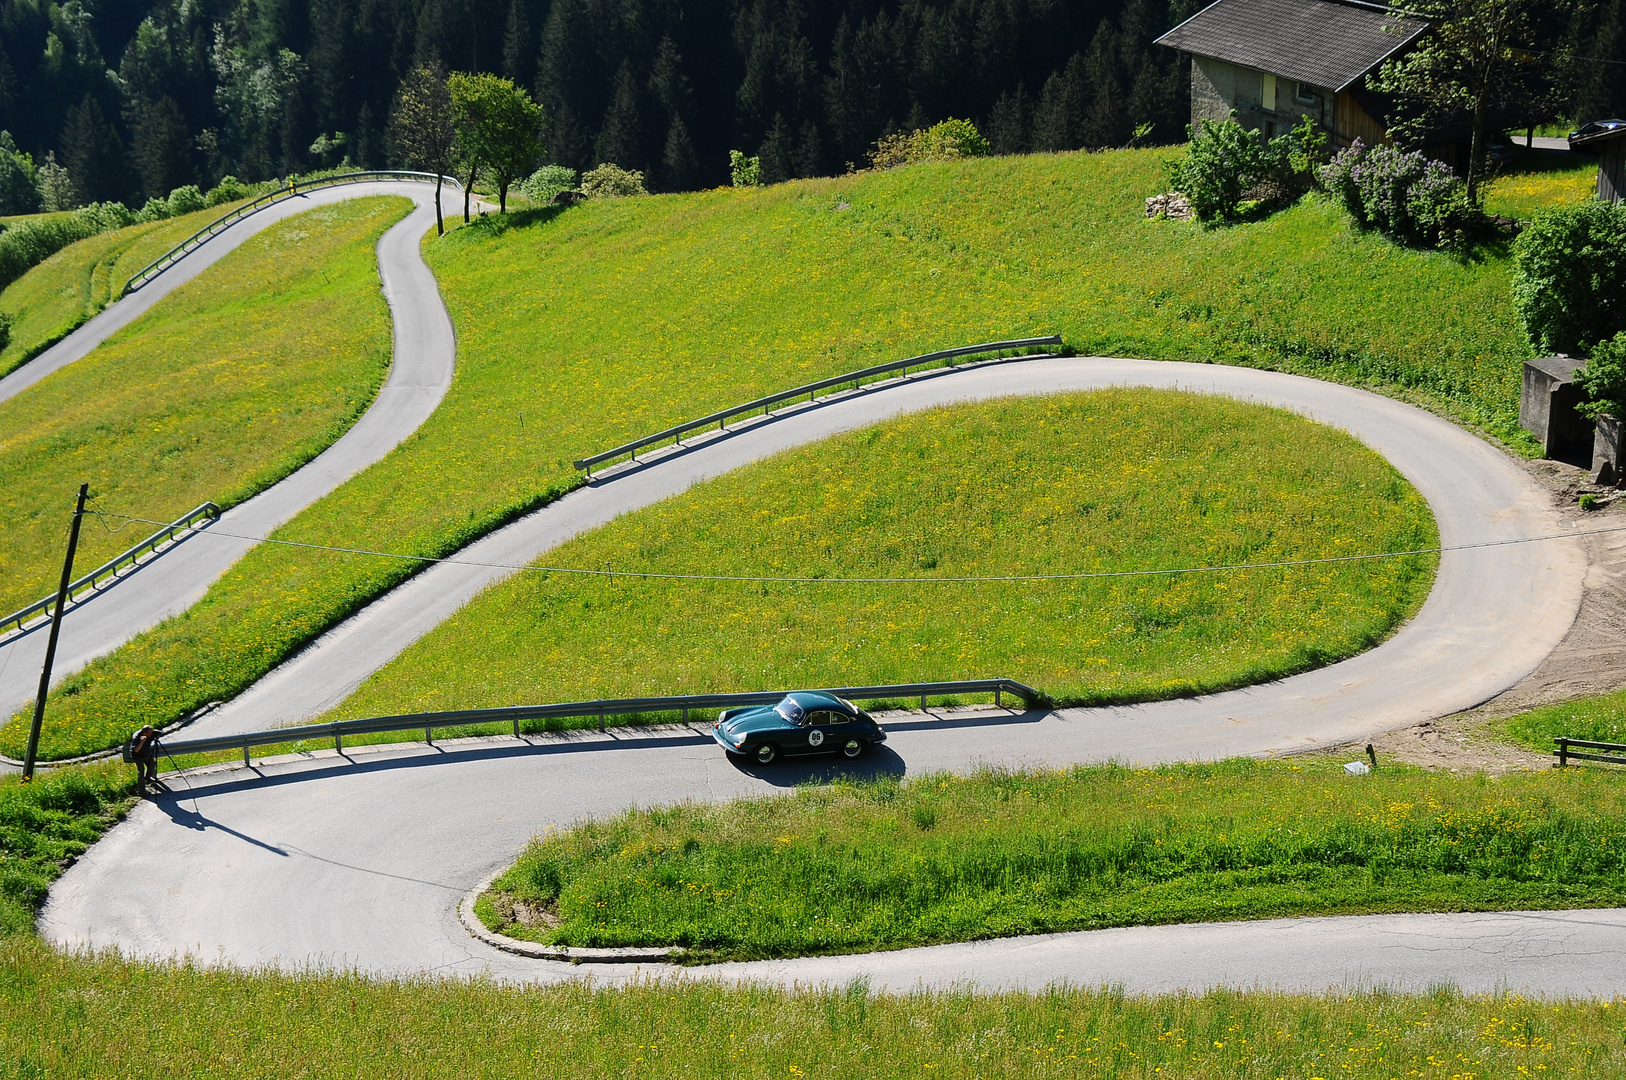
1165,113 -> 1323,226
1320,141 -> 1478,251
914,118 -> 992,160
37,152 -> 74,211
868,119 -> 992,170
137,196 -> 172,222
518,164 -> 577,203
1512,201 -> 1626,355
205,175 -> 249,206
0,132 -> 39,215
580,163 -> 648,198
166,184 -> 206,216
729,150 -> 761,187
0,213 -> 100,291
1577,331 -> 1626,421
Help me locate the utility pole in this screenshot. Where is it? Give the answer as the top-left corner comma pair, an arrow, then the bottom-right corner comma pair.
23,483 -> 88,781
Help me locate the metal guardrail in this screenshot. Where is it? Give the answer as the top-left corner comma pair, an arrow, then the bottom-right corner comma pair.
121,170 -> 460,296
142,678 -> 1049,767
573,336 -> 1066,475
1554,737 -> 1626,767
1,501 -> 219,638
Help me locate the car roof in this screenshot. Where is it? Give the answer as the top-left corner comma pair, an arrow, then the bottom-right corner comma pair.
782,690 -> 854,714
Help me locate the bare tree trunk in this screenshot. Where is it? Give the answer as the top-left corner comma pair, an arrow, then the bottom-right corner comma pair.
1467,93 -> 1488,206
464,163 -> 476,221
433,174 -> 444,235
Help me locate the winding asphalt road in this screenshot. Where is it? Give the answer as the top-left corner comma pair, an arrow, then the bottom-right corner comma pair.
0,180 -> 456,721
42,356 -> 1611,995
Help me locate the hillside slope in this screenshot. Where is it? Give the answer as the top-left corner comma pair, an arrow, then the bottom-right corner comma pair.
1,148 -> 1550,757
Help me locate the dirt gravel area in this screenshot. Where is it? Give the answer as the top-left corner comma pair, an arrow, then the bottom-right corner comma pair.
1362,455 -> 1626,773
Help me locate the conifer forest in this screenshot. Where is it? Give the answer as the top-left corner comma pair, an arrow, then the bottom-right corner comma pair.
1,0 -> 1623,201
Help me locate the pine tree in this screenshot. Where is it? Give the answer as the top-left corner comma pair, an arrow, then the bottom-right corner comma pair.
1032,54 -> 1087,151
1080,22 -> 1127,149
502,0 -> 532,87
758,111 -> 792,183
594,60 -> 645,170
986,83 -> 1030,153
130,95 -> 195,199
660,115 -> 700,191
60,95 -> 128,204
793,118 -> 822,177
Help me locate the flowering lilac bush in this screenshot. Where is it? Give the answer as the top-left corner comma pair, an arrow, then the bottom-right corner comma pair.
1319,141 -> 1478,250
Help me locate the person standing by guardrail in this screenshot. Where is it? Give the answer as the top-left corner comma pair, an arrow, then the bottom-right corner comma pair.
130,725 -> 165,796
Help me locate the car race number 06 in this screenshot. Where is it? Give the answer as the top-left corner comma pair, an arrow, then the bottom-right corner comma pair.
809,730 -> 824,746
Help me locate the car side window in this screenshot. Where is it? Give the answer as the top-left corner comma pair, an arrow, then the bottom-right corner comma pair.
806,710 -> 831,727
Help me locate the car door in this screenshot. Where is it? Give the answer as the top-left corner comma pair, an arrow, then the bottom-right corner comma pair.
801,710 -> 833,753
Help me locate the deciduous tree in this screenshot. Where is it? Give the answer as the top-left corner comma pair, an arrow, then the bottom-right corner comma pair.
449,72 -> 544,215
390,63 -> 457,234
1369,0 -> 1562,204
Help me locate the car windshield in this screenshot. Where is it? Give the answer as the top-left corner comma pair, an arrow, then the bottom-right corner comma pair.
773,696 -> 807,725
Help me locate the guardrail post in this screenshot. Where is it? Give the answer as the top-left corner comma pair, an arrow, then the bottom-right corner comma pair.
598,706 -> 605,732
920,693 -> 928,710
425,726 -> 433,746
334,732 -> 342,753
1556,737 -> 1568,767
513,717 -> 520,738
995,687 -> 1002,708
243,743 -> 250,767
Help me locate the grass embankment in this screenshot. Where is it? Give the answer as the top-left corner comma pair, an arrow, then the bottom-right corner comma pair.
4,149 -> 1575,760
0,197 -> 410,619
0,203 -> 240,378
480,760 -> 1626,961
0,944 -> 1618,1079
1480,152 -> 1598,220
1504,689 -> 1626,752
0,765 -> 134,937
322,391 -> 1433,722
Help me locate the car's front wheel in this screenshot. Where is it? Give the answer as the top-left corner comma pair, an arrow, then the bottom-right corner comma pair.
841,739 -> 864,759
754,742 -> 779,765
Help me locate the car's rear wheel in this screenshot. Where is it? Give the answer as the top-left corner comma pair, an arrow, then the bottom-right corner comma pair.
841,739 -> 864,759
754,742 -> 779,765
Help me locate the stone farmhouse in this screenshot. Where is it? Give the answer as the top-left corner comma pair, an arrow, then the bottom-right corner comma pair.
1155,0 -> 1428,149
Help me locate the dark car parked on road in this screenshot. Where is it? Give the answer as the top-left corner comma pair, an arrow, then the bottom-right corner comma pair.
713,691 -> 887,764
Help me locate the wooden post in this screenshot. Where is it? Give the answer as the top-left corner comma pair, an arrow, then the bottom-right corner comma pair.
22,483 -> 88,782
1557,738 -> 1569,768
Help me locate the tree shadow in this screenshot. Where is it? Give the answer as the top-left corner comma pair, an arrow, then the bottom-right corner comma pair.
457,205 -> 569,238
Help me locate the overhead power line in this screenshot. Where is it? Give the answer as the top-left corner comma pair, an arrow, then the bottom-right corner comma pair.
82,509 -> 1622,586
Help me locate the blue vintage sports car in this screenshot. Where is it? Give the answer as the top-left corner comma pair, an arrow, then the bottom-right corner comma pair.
713,691 -> 887,764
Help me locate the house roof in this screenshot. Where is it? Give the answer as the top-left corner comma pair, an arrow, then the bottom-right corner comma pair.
1155,0 -> 1428,94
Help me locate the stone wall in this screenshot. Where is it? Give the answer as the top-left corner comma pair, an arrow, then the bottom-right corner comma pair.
1190,56 -> 1332,140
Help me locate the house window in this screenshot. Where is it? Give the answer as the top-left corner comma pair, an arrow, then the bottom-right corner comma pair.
1296,82 -> 1319,104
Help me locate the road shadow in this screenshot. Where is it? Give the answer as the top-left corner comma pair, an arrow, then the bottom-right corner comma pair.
726,744 -> 908,787
164,706 -> 1049,800
149,790 -> 288,856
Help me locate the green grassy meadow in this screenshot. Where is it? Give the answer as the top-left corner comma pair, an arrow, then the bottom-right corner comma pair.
0,203 -> 245,379
324,391 -> 1434,721
1503,689 -> 1626,753
0,197 -> 410,619
1,758 -> 1623,1078
1,942 -> 1619,1079
2,148 -> 1577,760
480,760 -> 1626,961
